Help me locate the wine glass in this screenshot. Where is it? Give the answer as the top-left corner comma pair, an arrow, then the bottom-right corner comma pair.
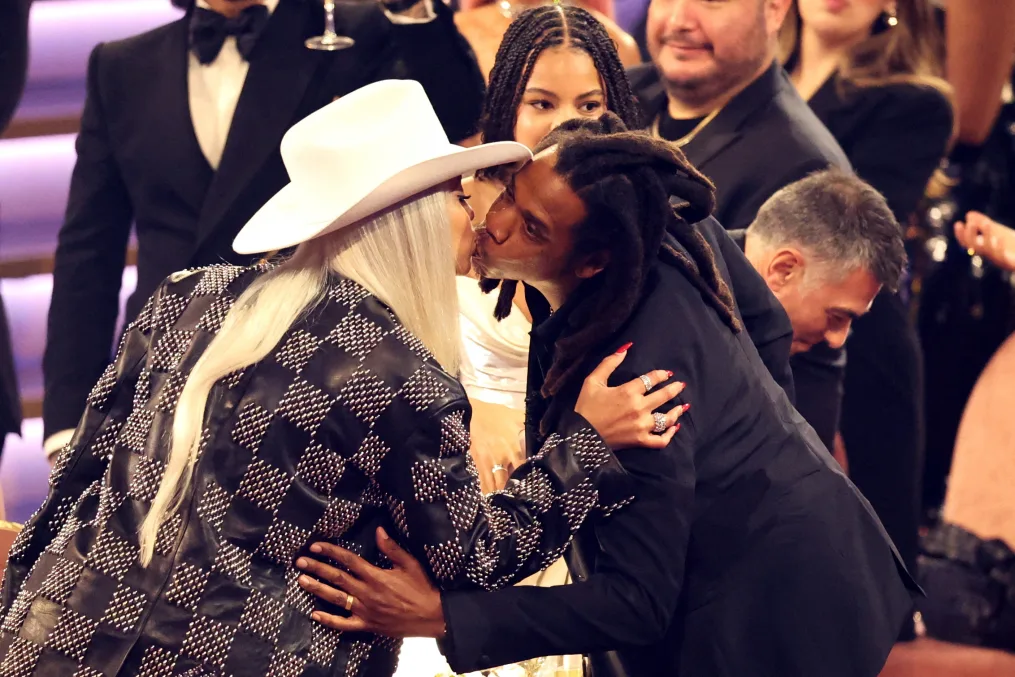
306,0 -> 355,51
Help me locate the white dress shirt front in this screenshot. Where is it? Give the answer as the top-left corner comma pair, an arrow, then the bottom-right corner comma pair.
188,0 -> 280,169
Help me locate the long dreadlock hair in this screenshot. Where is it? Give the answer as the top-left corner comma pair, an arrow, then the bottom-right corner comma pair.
478,4 -> 644,147
485,114 -> 741,404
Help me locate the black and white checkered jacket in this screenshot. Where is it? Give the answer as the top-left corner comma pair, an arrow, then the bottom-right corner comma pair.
0,265 -> 631,677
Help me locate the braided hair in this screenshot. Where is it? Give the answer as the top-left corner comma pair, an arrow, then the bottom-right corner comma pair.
487,114 -> 742,402
478,4 -> 644,146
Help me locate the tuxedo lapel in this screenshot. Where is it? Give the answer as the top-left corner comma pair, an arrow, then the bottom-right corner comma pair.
682,124 -> 741,172
682,62 -> 784,171
194,0 -> 329,254
150,18 -> 215,214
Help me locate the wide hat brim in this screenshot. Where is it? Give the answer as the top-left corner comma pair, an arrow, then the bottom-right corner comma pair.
233,141 -> 530,255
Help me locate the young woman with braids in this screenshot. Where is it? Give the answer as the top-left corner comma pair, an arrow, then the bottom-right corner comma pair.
299,116 -> 917,677
458,4 -> 645,493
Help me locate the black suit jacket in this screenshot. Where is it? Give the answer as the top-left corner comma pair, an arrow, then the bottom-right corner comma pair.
629,60 -> 850,450
42,0 -> 485,438
808,77 -> 952,225
0,0 -> 32,439
440,215 -> 915,677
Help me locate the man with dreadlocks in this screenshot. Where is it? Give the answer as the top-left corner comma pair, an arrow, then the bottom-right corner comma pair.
295,116 -> 916,677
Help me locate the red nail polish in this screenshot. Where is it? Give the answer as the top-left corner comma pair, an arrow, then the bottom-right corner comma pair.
674,423 -> 681,432
666,371 -> 673,378
683,403 -> 691,411
676,381 -> 685,389
615,342 -> 633,354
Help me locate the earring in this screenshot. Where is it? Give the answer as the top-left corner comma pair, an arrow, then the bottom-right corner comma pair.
884,4 -> 899,27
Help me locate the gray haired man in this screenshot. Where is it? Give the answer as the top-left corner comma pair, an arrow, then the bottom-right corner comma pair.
733,168 -> 907,448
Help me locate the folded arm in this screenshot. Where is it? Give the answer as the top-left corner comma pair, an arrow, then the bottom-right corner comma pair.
43,42 -> 134,448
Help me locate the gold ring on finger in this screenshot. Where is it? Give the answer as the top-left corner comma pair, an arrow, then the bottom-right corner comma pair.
344,593 -> 355,612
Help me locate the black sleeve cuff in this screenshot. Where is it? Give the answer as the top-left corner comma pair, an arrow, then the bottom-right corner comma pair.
438,589 -> 497,674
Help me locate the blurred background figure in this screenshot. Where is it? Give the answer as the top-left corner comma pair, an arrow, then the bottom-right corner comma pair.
780,0 -> 953,642
887,217 -> 1015,676
0,0 -> 33,524
453,0 -> 641,80
916,0 -> 1015,530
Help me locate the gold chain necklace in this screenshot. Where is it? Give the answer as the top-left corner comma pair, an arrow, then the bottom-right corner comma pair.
650,106 -> 721,147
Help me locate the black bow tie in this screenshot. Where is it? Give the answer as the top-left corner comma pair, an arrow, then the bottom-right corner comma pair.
189,4 -> 271,65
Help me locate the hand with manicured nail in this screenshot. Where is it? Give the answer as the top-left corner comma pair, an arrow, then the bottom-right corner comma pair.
574,343 -> 690,450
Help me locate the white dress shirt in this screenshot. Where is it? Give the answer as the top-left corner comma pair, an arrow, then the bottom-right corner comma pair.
188,0 -> 280,169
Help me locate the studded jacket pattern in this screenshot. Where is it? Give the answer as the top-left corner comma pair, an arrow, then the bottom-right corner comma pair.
0,265 -> 630,677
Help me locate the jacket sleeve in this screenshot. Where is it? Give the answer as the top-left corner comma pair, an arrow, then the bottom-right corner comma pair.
0,286 -> 158,616
43,42 -> 134,439
790,345 -> 845,451
847,87 -> 953,224
376,0 -> 485,142
710,225 -> 795,403
370,399 -> 633,592
439,376 -> 694,672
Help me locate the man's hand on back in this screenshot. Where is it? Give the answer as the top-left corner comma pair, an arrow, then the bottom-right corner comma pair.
297,527 -> 447,639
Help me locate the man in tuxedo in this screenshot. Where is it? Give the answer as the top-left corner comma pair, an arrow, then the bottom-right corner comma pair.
626,0 -> 849,452
42,0 -> 486,457
0,0 -> 32,472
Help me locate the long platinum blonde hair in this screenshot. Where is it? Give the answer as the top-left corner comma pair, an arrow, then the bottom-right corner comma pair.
138,189 -> 460,565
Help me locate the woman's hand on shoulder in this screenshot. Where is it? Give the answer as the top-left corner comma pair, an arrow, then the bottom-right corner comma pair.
575,344 -> 689,450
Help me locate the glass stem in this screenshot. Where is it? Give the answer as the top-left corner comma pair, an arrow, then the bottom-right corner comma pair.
324,1 -> 337,37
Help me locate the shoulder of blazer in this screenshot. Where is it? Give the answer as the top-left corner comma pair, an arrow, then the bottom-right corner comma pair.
330,0 -> 392,40
627,63 -> 666,118
100,16 -> 189,60
812,78 -> 954,148
766,80 -> 850,171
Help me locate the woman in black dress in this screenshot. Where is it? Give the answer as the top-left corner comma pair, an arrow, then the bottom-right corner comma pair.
780,0 -> 953,641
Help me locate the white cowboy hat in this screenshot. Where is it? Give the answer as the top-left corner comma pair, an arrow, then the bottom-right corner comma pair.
233,80 -> 531,255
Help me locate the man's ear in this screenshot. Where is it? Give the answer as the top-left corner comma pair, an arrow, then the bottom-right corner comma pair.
765,248 -> 805,292
766,0 -> 794,34
574,250 -> 610,279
